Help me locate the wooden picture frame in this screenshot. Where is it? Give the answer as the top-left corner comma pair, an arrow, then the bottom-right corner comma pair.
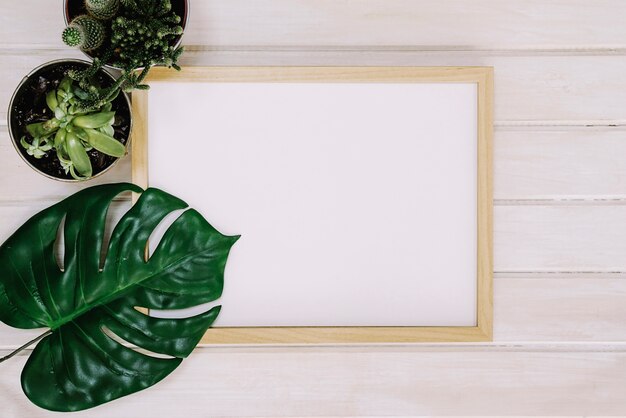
131,66 -> 493,344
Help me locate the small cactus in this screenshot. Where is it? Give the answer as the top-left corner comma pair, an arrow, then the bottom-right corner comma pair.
85,0 -> 120,20
62,0 -> 185,113
121,0 -> 172,17
62,15 -> 106,50
62,26 -> 82,47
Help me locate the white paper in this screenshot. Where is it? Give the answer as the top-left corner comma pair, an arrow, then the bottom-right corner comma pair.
148,82 -> 478,327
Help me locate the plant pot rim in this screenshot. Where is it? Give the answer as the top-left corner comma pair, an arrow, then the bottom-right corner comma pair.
63,0 -> 189,71
7,58 -> 133,183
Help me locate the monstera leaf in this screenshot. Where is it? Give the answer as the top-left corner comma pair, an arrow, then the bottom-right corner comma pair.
0,183 -> 238,411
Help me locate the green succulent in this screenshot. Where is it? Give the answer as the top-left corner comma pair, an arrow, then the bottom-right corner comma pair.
20,77 -> 126,180
121,0 -> 173,17
85,0 -> 120,20
62,14 -> 106,50
111,13 -> 183,71
63,0 -> 184,113
19,135 -> 53,159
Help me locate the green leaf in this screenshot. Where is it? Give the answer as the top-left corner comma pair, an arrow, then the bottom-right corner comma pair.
65,131 -> 92,178
73,111 -> 115,129
58,77 -> 72,95
84,128 -> 126,157
99,123 -> 115,137
53,128 -> 67,148
0,184 -> 239,411
26,121 -> 59,138
54,107 -> 65,120
43,118 -> 61,132
20,136 -> 52,158
45,90 -> 58,112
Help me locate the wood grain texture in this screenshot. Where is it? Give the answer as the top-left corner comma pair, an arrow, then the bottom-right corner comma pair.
174,53 -> 626,123
130,90 -> 148,202
180,0 -> 626,49
2,0 -> 626,49
477,66 -> 494,340
145,65 -> 493,83
139,66 -> 494,343
2,201 -> 623,274
0,129 -> 131,202
2,346 -> 626,417
495,205 -> 626,272
200,326 -> 491,345
495,128 -> 626,200
495,277 -> 626,341
1,0 -> 625,415
4,276 -> 626,348
4,52 -> 626,124
2,126 -> 626,202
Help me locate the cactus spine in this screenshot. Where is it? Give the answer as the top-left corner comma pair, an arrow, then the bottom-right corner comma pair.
85,0 -> 120,20
121,0 -> 172,17
62,15 -> 106,50
62,0 -> 185,113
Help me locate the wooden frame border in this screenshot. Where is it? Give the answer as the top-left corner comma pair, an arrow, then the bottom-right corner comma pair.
131,67 -> 493,344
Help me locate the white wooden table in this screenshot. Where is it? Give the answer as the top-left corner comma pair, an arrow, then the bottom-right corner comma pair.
1,1 -> 626,416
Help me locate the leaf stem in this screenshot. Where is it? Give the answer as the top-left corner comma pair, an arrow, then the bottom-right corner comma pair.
0,330 -> 52,364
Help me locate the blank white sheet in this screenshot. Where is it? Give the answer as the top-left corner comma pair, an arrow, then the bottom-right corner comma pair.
148,81 -> 478,326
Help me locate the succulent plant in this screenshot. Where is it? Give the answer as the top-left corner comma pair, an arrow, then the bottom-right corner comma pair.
62,0 -> 184,113
85,0 -> 120,20
20,135 -> 53,159
20,77 -> 125,180
111,13 -> 183,70
62,15 -> 106,50
121,0 -> 173,17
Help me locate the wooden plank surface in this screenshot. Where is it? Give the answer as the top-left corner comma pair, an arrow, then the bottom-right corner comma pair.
2,0 -> 625,415
2,1 -> 626,49
6,273 -> 626,345
3,52 -> 626,123
495,277 -> 626,341
2,346 -> 626,417
495,128 -> 626,200
175,53 -> 626,123
2,127 -> 626,202
495,205 -> 626,272
0,129 -> 131,203
4,275 -> 626,348
1,201 -> 625,274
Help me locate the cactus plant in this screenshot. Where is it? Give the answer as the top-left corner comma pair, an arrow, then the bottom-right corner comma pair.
121,0 -> 172,17
62,0 -> 184,113
110,13 -> 183,70
20,76 -> 125,179
62,15 -> 106,50
85,0 -> 120,20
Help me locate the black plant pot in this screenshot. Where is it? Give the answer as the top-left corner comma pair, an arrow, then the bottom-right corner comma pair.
7,59 -> 132,182
63,0 -> 189,70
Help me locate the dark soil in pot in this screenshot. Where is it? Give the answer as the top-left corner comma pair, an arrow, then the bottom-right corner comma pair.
64,0 -> 188,69
8,59 -> 131,181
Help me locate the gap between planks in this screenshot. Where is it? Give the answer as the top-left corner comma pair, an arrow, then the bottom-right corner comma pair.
183,45 -> 626,56
496,198 -> 626,206
3,119 -> 626,128
494,271 -> 626,279
4,341 -> 626,353
3,44 -> 626,55
4,197 -> 626,206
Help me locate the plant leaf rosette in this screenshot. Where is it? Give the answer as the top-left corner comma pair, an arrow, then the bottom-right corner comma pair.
8,59 -> 131,181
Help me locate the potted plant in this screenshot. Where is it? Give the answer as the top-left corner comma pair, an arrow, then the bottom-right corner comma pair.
62,0 -> 187,105
8,59 -> 131,181
64,0 -> 188,65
